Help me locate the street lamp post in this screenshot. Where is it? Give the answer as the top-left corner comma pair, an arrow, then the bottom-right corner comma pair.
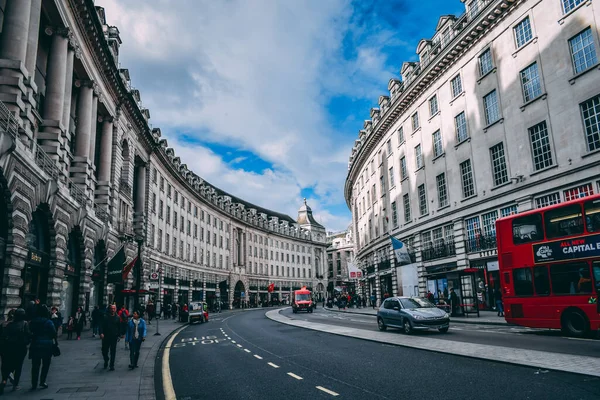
134,236 -> 142,312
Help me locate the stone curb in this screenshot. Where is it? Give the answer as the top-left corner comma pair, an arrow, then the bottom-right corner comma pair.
267,308 -> 600,378
321,306 -> 509,326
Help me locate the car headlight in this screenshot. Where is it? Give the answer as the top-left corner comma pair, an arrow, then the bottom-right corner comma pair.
444,313 -> 450,319
412,314 -> 425,320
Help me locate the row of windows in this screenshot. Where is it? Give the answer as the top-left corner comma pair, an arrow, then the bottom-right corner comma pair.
512,261 -> 600,297
248,246 -> 311,265
248,262 -> 312,278
512,198 -> 600,244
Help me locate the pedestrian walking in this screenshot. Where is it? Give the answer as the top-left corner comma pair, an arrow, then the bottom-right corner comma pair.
66,316 -> 74,340
125,310 -> 147,370
74,307 -> 86,340
370,294 -> 376,309
118,305 -> 129,349
495,288 -> 504,317
91,306 -> 102,337
146,301 -> 155,324
0,308 -> 30,393
99,304 -> 120,371
165,303 -> 171,320
449,288 -> 459,317
49,307 -> 62,337
29,305 -> 56,390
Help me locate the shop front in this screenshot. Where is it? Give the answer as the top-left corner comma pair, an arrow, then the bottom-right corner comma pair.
90,241 -> 106,308
465,258 -> 500,311
163,288 -> 174,307
178,289 -> 189,305
22,206 -> 52,306
379,273 -> 393,299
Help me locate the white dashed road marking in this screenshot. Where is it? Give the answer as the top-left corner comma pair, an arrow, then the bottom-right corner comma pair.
237,344 -> 243,348
231,340 -> 236,343
287,372 -> 303,380
316,386 -> 339,396
244,349 -> 251,353
268,362 -> 280,368
254,355 -> 263,360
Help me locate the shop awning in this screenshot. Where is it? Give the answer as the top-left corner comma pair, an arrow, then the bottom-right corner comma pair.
423,263 -> 458,277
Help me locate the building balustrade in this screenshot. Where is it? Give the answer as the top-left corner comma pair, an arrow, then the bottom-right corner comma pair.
0,100 -> 18,140
421,241 -> 456,262
465,234 -> 497,253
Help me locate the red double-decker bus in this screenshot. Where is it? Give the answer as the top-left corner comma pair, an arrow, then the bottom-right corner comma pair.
495,193 -> 600,337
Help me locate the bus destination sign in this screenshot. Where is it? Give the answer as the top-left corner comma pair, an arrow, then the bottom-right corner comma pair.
533,234 -> 600,264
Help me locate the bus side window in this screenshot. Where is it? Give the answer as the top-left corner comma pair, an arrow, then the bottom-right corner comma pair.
549,262 -> 591,294
512,214 -> 543,244
503,272 -> 510,285
593,261 -> 600,293
533,266 -> 550,295
513,268 -> 534,296
544,204 -> 584,239
584,200 -> 600,233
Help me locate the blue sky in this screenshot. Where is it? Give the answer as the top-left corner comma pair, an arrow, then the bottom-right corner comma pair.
100,0 -> 465,231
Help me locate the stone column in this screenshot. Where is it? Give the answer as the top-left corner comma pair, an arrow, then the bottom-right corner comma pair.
25,0 -> 42,80
135,164 -> 147,212
74,82 -> 93,157
61,46 -> 76,139
88,92 -> 99,164
97,118 -> 114,182
0,0 -> 32,62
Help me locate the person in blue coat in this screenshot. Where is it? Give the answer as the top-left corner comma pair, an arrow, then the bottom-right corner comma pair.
28,305 -> 56,390
125,310 -> 146,370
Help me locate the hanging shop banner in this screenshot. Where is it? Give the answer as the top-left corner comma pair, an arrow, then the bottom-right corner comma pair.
106,246 -> 126,284
533,234 -> 600,264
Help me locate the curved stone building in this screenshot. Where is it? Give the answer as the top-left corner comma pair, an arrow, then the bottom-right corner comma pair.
0,0 -> 326,316
345,0 -> 600,308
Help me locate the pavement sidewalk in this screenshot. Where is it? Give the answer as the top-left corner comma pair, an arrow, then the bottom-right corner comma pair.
1,317 -> 185,400
321,305 -> 508,325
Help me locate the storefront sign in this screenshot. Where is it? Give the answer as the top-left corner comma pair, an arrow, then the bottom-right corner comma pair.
533,233 -> 600,264
27,250 -> 44,266
65,263 -> 76,276
487,261 -> 499,271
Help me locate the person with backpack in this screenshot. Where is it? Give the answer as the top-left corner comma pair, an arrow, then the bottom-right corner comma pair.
125,310 -> 146,370
74,307 -> 86,340
29,305 -> 57,390
0,308 -> 30,393
118,305 -> 129,350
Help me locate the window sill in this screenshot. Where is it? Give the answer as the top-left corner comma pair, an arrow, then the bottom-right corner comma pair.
415,166 -> 424,173
401,177 -> 409,183
389,185 -> 396,192
461,194 -> 477,203
398,140 -> 406,147
582,148 -> 600,159
419,213 -> 430,220
512,36 -> 538,58
530,164 -> 558,176
490,181 -> 512,192
477,67 -> 497,84
411,127 -> 422,136
428,111 -> 440,122
520,93 -> 547,111
437,204 -> 450,212
568,63 -> 600,85
483,118 -> 504,133
432,153 -> 445,163
454,137 -> 471,149
449,91 -> 465,106
558,0 -> 592,25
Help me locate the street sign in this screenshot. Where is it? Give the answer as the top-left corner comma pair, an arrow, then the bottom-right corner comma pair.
157,267 -> 163,273
149,282 -> 159,289
150,272 -> 159,281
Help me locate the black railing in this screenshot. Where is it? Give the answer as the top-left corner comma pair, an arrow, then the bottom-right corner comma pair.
180,279 -> 190,287
120,178 -> 132,197
116,220 -> 134,237
465,234 -> 497,253
378,260 -> 392,271
0,100 -> 19,140
366,265 -> 375,275
422,241 -> 456,262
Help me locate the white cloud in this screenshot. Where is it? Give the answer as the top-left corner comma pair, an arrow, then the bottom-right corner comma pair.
97,0 -> 395,232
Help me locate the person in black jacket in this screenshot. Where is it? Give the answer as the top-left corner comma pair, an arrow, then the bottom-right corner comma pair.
74,307 -> 86,340
99,304 -> 120,371
0,308 -> 30,392
29,305 -> 56,390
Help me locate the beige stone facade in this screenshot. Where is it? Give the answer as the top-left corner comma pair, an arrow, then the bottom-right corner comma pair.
345,0 -> 600,305
0,0 -> 326,316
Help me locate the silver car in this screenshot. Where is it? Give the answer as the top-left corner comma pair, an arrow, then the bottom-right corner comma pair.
377,297 -> 450,334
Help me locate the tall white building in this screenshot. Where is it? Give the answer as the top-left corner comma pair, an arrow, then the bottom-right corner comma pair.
344,0 -> 600,308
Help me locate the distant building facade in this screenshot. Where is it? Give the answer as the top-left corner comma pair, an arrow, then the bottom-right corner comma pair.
326,227 -> 354,295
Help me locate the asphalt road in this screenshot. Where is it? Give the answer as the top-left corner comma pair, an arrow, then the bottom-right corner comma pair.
166,308 -> 600,400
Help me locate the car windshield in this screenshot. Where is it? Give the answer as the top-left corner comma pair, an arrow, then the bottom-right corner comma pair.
189,303 -> 203,311
399,298 -> 435,309
296,294 -> 310,301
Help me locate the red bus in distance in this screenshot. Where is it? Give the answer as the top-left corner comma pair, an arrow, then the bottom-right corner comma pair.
495,193 -> 600,337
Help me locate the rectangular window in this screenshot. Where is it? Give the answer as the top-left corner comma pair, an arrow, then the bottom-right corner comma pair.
479,48 -> 493,76
371,184 -> 376,203
500,205 -> 518,217
436,173 -> 448,208
418,184 -> 427,216
520,62 -> 542,102
391,201 -> 398,227
580,94 -> 600,151
388,166 -> 395,188
386,140 -> 392,155
482,211 -> 498,236
514,17 -> 533,48
490,143 -> 509,186
551,262 -> 592,294
152,193 -> 157,213
545,204 -> 584,239
174,191 -> 178,204
451,74 -> 463,98
569,28 -> 597,74
562,0 -> 585,13
529,121 -> 553,170
194,224 -> 198,238
397,126 -> 405,144
432,130 -> 443,157
411,112 -> 420,132
513,268 -> 534,296
460,159 -> 475,198
403,194 -> 411,223
415,144 -> 423,169
455,112 -> 468,142
166,206 -> 171,224
429,95 -> 438,116
165,234 -> 170,254
173,212 -> 178,229
484,90 -> 500,125
400,157 -> 407,180
585,199 -> 600,232
159,200 -> 164,219
180,216 -> 184,232
564,183 -> 594,201
535,193 -> 561,208
380,175 -> 385,195
512,214 -> 543,244
157,229 -> 163,252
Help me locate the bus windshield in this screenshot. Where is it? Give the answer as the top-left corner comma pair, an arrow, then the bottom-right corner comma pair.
295,294 -> 310,301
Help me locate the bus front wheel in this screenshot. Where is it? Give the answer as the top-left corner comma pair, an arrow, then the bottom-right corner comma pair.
561,309 -> 590,338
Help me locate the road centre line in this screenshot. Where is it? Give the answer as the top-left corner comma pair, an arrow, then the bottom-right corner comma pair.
237,344 -> 243,348
254,355 -> 263,360
268,362 -> 280,368
316,386 -> 339,396
287,372 -> 303,380
244,349 -> 251,353
231,340 -> 236,343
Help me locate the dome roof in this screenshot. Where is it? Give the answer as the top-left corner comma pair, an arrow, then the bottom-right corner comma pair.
297,198 -> 325,229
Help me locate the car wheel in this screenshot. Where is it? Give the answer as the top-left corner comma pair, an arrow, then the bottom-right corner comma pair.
403,319 -> 413,334
561,309 -> 590,338
377,317 -> 387,331
438,326 -> 449,333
